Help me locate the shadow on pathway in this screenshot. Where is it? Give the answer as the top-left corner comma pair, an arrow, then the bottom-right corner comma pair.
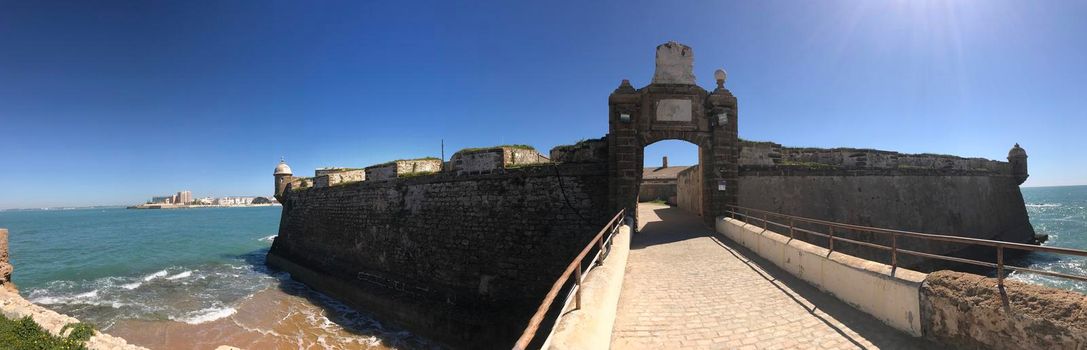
612,203 -> 940,349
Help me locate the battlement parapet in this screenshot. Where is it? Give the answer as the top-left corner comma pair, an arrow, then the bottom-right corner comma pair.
288,177 -> 315,191
313,168 -> 365,188
315,167 -> 365,177
448,145 -> 549,175
365,158 -> 442,181
550,137 -> 608,163
739,140 -> 1011,175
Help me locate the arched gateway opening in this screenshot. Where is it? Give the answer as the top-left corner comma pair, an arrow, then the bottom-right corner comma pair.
640,140 -> 703,216
606,42 -> 739,227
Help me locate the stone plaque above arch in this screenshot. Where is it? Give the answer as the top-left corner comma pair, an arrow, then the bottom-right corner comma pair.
656,99 -> 693,122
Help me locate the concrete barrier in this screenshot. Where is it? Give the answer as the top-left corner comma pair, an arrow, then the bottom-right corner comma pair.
716,217 -> 927,336
544,224 -> 631,350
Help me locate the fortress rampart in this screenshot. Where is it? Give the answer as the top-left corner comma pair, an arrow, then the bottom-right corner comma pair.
269,42 -> 1043,348
268,144 -> 611,348
735,140 -> 1035,269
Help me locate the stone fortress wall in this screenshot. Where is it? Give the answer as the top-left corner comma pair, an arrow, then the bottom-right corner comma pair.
269,142 -> 612,348
733,140 -> 1036,269
269,41 -> 1046,348
676,164 -> 702,215
739,140 -> 1011,173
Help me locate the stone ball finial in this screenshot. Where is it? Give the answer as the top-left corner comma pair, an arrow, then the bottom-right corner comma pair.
714,69 -> 727,89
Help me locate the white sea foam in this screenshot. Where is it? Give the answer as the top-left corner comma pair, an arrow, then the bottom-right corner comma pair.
74,290 -> 99,299
165,271 -> 193,280
143,270 -> 168,281
31,289 -> 112,307
171,307 -> 237,324
121,282 -> 142,290
1026,203 -> 1062,208
259,235 -> 277,242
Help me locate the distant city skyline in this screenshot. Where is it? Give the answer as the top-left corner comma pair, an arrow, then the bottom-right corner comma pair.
3,1 -> 1087,209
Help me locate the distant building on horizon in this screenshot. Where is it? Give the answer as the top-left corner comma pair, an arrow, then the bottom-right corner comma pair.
173,191 -> 192,205
216,196 -> 254,206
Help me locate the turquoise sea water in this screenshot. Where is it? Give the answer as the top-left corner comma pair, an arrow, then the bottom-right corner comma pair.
1012,185 -> 1087,293
1,206 -> 283,327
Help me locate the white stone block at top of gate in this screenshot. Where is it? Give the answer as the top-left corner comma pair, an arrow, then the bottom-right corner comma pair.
656,99 -> 692,122
652,41 -> 695,85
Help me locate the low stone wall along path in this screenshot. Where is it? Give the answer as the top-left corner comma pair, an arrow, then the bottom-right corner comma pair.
611,203 -> 935,349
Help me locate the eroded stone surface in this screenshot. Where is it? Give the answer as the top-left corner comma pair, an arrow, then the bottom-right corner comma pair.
0,228 -> 13,292
651,41 -> 695,85
655,99 -> 693,122
921,270 -> 1087,350
0,289 -> 147,350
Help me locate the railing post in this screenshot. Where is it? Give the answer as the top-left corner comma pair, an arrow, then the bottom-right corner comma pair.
762,213 -> 767,229
575,264 -> 583,309
828,226 -> 835,252
788,218 -> 794,239
891,233 -> 898,271
997,245 -> 1004,287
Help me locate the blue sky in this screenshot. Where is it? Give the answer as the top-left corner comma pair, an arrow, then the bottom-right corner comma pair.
2,1 -> 1085,209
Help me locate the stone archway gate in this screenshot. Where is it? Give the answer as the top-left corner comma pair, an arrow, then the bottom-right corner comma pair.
606,42 -> 739,226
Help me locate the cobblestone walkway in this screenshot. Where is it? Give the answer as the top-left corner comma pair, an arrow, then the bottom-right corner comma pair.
611,203 -> 935,349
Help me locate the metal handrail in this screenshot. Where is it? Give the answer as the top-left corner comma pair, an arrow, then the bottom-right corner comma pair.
725,204 -> 1087,286
512,209 -> 626,350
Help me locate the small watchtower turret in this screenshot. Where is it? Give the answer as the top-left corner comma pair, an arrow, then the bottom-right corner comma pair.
274,158 -> 293,201
1007,143 -> 1028,185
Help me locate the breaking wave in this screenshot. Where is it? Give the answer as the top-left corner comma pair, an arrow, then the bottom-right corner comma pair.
24,264 -> 274,329
170,307 -> 237,325
165,271 -> 192,280
143,270 -> 168,281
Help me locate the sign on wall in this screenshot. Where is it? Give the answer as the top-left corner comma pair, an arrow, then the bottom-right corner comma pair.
656,99 -> 692,122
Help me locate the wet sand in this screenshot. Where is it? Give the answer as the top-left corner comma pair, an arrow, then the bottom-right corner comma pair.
107,286 -> 429,350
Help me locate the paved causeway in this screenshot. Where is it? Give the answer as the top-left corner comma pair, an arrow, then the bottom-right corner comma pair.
611,203 -> 934,349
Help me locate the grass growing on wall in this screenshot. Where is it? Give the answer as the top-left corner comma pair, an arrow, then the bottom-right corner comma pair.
398,171 -> 437,178
0,314 -> 94,350
551,138 -> 601,152
369,157 -> 442,168
456,144 -> 536,153
778,160 -> 837,170
505,163 -> 551,170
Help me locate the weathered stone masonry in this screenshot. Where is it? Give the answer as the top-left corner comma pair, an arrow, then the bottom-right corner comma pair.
607,43 -> 740,227
268,160 -> 610,348
735,140 -> 1036,270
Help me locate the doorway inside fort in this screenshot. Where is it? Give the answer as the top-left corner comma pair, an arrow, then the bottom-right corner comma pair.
639,140 -> 705,218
